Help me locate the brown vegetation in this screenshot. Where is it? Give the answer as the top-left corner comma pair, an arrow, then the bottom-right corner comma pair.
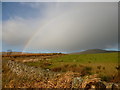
2,52 -> 120,89
2,53 -> 64,58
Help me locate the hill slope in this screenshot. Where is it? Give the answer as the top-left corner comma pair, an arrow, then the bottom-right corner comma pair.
71,49 -> 117,54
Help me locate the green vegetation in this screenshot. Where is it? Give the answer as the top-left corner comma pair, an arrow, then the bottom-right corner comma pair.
50,52 -> 118,63
23,52 -> 118,76
100,75 -> 112,82
2,52 -> 120,88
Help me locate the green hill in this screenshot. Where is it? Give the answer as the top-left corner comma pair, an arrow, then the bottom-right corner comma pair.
70,49 -> 118,54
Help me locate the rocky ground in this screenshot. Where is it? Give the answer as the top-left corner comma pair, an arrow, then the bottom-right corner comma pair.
2,60 -> 120,89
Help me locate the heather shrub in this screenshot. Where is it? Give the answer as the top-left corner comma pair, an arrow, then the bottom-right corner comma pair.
51,67 -> 62,72
81,66 -> 92,76
97,65 -> 102,70
100,75 -> 112,82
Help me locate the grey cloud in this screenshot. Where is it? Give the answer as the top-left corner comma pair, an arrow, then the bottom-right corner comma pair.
3,2 -> 118,52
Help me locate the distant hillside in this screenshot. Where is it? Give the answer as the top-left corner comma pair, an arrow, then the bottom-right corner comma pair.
70,49 -> 118,54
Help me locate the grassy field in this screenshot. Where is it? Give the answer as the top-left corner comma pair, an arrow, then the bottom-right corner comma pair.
2,52 -> 120,88
50,52 -> 118,63
24,52 -> 119,79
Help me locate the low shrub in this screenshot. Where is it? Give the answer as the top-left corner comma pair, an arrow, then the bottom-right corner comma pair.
97,65 -> 102,70
100,75 -> 112,82
103,67 -> 105,70
81,66 -> 92,76
51,67 -> 62,72
115,65 -> 120,71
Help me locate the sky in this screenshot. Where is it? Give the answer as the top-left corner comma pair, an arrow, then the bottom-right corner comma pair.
2,2 -> 118,53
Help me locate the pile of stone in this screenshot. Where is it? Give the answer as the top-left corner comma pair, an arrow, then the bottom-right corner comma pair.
72,74 -> 120,89
7,60 -> 57,80
22,59 -> 40,63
